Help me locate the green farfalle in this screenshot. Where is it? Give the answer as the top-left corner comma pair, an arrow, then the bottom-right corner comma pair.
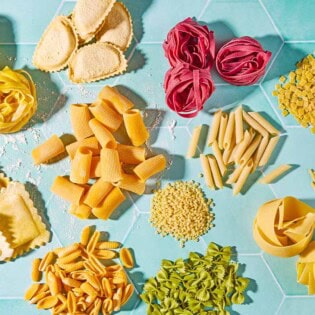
141,242 -> 251,315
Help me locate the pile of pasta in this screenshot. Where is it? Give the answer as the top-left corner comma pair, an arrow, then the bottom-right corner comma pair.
188,106 -> 286,195
253,197 -> 315,294
25,226 -> 135,313
32,85 -> 167,220
0,66 -> 37,133
33,0 -> 133,83
0,173 -> 50,261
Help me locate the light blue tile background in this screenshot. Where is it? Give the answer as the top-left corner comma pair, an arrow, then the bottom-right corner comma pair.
0,0 -> 315,314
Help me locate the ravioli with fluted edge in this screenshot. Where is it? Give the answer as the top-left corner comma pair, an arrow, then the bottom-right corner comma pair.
72,0 -> 116,43
96,2 -> 133,51
33,16 -> 78,72
68,42 -> 127,83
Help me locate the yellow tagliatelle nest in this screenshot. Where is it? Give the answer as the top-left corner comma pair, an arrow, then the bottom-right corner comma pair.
0,66 -> 37,133
150,181 -> 214,246
273,54 -> 315,133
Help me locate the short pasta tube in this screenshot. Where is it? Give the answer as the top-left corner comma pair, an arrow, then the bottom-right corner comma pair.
70,147 -> 92,184
223,112 -> 235,150
233,159 -> 253,195
89,155 -> 101,178
32,134 -> 65,165
89,99 -> 122,132
98,86 -> 134,114
248,112 -> 280,135
92,187 -> 125,220
123,109 -> 149,146
84,179 -> 113,208
208,155 -> 223,189
133,154 -> 167,181
117,144 -> 146,165
259,164 -> 292,184
114,173 -> 146,195
207,110 -> 221,146
235,106 -> 244,144
258,136 -> 280,166
66,136 -> 100,159
69,204 -> 92,220
243,110 -> 268,138
89,118 -> 117,149
70,104 -> 93,140
200,154 -> 215,189
51,176 -> 85,205
218,112 -> 228,150
101,148 -> 122,182
187,125 -> 202,158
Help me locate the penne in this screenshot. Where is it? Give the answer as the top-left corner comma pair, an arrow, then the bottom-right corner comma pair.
98,86 -> 134,114
114,173 -> 146,195
51,176 -> 85,205
133,154 -> 167,181
89,99 -> 122,132
69,204 -> 92,220
92,187 -> 125,220
258,136 -> 280,166
223,131 -> 236,165
116,144 -> 146,165
200,154 -> 215,189
212,140 -> 226,176
259,164 -> 292,184
70,104 -> 93,140
234,130 -> 252,164
66,136 -> 100,159
70,147 -> 92,184
223,112 -> 235,150
253,136 -> 269,168
89,118 -> 117,149
208,155 -> 223,189
248,112 -> 280,135
84,179 -> 113,208
207,110 -> 222,146
239,134 -> 262,166
234,106 -> 244,144
243,110 -> 269,138
187,125 -> 202,158
32,134 -> 65,165
218,112 -> 228,150
233,159 -> 253,195
226,165 -> 244,185
89,155 -> 101,178
123,109 -> 149,146
228,142 -> 240,164
101,148 -> 122,182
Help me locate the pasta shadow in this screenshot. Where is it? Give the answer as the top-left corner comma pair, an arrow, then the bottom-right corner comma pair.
0,15 -> 16,69
125,47 -> 147,74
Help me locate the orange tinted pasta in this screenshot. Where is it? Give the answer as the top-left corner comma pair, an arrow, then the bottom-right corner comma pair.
114,173 -> 146,195
98,86 -> 134,114
89,99 -> 122,132
69,204 -> 92,219
116,144 -> 146,165
89,118 -> 117,149
66,136 -> 100,159
70,104 -> 93,140
51,176 -> 85,205
133,154 -> 167,181
32,134 -> 65,165
70,147 -> 92,184
101,148 -> 122,182
84,179 -> 113,208
89,155 -> 101,178
123,109 -> 149,146
92,187 -> 125,220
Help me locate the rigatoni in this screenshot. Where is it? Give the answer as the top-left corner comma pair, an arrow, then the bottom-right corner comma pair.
70,104 -> 93,140
133,154 -> 167,181
66,136 -> 100,159
69,204 -> 92,220
101,148 -> 122,182
114,173 -> 146,195
32,134 -> 65,165
84,179 -> 113,208
116,144 -> 145,164
123,109 -> 149,146
70,147 -> 92,184
89,118 -> 117,149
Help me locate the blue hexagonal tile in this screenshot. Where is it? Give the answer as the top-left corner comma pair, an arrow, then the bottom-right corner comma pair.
278,297 -> 315,315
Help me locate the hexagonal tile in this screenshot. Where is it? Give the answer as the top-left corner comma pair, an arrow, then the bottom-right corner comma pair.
261,42 -> 315,127
0,0 -> 61,43
0,300 -> 46,314
200,0 -> 283,84
260,0 -> 315,41
278,297 -> 315,315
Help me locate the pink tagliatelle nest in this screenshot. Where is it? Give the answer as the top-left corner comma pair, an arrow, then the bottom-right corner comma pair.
163,17 -> 215,69
216,36 -> 272,86
164,64 -> 215,118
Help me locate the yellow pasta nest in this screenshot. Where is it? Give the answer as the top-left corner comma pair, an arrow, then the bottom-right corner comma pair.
32,85 -> 167,220
0,176 -> 50,261
33,0 -> 133,83
150,181 -> 214,246
273,54 -> 315,133
0,66 -> 37,133
25,226 -> 135,314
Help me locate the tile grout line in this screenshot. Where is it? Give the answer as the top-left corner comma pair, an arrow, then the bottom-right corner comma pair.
275,295 -> 285,315
258,0 -> 284,42
197,0 -> 212,20
54,0 -> 65,17
285,40 -> 315,43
